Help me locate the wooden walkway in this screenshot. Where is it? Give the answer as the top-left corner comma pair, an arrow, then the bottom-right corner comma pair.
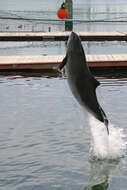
0,32 -> 127,41
0,54 -> 127,70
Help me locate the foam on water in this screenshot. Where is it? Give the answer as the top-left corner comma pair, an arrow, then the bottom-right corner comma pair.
88,115 -> 127,160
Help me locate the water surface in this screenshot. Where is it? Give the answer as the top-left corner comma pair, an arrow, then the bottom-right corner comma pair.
0,73 -> 127,190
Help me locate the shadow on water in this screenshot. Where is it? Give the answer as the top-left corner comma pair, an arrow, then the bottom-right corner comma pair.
0,70 -> 60,78
0,67 -> 127,79
83,158 -> 124,190
91,68 -> 127,78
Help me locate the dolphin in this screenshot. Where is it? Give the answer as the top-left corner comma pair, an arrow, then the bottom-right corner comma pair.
58,32 -> 109,134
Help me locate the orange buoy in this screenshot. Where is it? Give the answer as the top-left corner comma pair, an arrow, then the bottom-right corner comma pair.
57,2 -> 68,20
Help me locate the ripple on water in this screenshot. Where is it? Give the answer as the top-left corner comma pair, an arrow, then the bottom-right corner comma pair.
0,74 -> 127,190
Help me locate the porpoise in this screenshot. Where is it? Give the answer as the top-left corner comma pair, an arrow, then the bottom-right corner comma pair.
58,32 -> 109,134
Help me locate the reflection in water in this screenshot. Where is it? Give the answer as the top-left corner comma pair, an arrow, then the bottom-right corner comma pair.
84,158 -> 124,190
84,181 -> 108,190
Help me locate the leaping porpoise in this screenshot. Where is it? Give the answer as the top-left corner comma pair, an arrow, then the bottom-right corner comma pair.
58,32 -> 109,134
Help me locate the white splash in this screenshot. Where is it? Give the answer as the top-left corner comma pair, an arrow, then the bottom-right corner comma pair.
88,115 -> 127,160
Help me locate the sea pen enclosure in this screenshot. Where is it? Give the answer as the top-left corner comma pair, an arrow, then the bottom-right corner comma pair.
0,1 -> 127,190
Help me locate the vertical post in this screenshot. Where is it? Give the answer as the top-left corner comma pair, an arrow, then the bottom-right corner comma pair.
65,0 -> 73,31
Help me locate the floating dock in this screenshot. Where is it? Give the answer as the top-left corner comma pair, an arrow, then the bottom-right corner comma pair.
0,54 -> 127,70
0,32 -> 127,41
